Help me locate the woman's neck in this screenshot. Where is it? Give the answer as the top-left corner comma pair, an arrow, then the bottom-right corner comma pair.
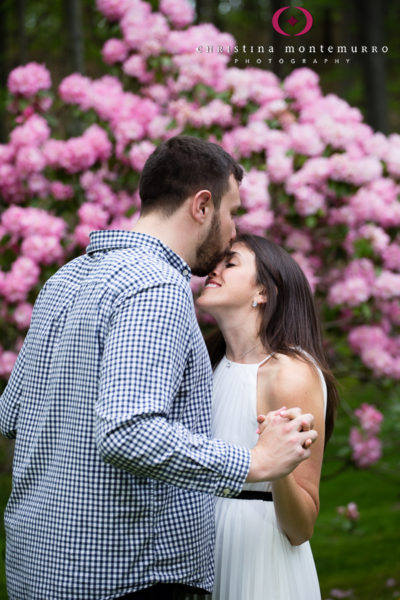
216,312 -> 267,363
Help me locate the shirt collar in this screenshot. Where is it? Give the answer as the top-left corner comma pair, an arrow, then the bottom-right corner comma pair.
86,230 -> 191,281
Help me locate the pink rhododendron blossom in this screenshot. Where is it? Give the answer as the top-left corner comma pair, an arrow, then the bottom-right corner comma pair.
84,125 -> 112,162
96,0 -> 132,20
85,181 -> 116,211
123,55 -> 152,83
146,115 -> 172,139
15,146 -> 46,176
1,257 -> 40,303
373,271 -> 400,300
294,186 -> 325,217
348,325 -> 398,377
286,231 -> 312,253
143,85 -> 170,105
224,68 -> 282,107
382,133 -> 400,178
266,151 -> 293,183
236,208 -> 274,236
348,325 -> 388,354
10,115 -> 50,149
349,427 -> 382,468
354,403 -> 383,436
27,173 -> 49,197
288,124 -> 325,157
74,223 -> 94,247
160,0 -> 194,28
1,206 -> 67,239
378,299 -> 400,326
221,123 -> 270,159
329,154 -> 383,186
0,164 -> 24,203
129,141 -> 156,171
343,259 -> 376,284
58,73 -> 92,109
358,224 -> 390,253
382,243 -> 400,271
190,100 -> 233,129
50,181 -> 74,200
102,38 -> 128,64
0,144 -> 15,163
0,351 -> 18,377
8,62 -> 51,97
21,235 -> 64,265
328,277 -> 371,307
283,68 -> 321,106
286,157 -> 331,192
337,502 -> 359,522
13,302 -> 34,330
240,169 -> 270,211
43,126 -> 111,174
121,10 -> 169,55
78,203 -> 109,229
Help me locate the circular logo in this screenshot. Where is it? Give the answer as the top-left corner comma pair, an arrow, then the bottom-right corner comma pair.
272,6 -> 313,37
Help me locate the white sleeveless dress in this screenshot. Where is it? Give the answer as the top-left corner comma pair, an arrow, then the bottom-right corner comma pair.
211,354 -> 327,600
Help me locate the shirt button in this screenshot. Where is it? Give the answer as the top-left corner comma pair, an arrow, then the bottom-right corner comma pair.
223,488 -> 231,497
182,269 -> 189,277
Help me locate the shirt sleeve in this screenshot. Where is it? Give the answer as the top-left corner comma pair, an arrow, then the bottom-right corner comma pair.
0,337 -> 27,439
0,283 -> 48,439
95,282 -> 250,497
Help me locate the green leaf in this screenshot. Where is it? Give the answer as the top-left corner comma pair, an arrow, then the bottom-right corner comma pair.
354,238 -> 374,259
305,215 -> 317,228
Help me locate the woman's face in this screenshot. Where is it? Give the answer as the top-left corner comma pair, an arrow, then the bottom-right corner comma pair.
196,242 -> 264,315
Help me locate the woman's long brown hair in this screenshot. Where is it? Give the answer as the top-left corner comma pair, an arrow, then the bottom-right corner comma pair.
205,234 -> 339,445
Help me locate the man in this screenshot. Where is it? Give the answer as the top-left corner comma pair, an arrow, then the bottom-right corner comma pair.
0,136 -> 317,600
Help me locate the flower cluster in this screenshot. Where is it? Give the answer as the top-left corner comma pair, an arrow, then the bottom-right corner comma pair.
7,62 -> 51,98
349,403 -> 383,468
335,502 -> 359,536
337,501 -> 359,522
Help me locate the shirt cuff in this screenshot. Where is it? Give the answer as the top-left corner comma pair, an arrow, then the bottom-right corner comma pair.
214,443 -> 251,498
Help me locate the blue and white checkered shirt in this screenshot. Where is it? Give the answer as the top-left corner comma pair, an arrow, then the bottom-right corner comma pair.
0,230 -> 250,600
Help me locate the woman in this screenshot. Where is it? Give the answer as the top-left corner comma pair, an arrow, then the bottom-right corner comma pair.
196,234 -> 338,600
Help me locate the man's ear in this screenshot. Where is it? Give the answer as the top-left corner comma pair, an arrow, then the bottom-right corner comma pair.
190,189 -> 212,224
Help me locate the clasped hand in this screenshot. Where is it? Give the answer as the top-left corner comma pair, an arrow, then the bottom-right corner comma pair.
257,407 -> 316,449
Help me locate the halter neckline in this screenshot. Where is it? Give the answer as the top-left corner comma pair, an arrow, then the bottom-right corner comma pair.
223,354 -> 272,368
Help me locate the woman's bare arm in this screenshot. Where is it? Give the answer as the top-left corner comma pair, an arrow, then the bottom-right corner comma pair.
257,355 -> 325,546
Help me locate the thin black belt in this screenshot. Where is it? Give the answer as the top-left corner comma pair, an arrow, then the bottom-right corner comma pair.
236,491 -> 273,501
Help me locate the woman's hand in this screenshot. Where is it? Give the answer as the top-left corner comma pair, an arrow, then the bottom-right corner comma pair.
256,409 -> 315,449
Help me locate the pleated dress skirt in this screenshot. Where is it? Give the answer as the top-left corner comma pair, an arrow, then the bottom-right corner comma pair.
212,495 -> 321,600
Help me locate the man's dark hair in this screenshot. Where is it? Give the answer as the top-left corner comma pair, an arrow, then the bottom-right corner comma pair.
139,135 -> 243,216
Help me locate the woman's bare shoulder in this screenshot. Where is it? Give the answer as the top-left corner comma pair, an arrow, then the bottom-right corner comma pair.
259,352 -> 322,406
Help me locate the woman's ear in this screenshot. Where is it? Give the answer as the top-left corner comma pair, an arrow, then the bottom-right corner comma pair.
256,289 -> 268,305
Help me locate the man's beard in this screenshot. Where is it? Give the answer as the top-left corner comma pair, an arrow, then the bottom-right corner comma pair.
191,212 -> 228,277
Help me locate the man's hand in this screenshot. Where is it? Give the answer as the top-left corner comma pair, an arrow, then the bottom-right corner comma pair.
257,408 -> 314,448
246,408 -> 318,483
